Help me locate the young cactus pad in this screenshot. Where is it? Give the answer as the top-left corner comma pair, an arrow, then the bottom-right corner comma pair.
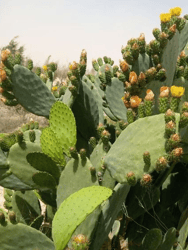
104,113 -> 179,183
40,101 -> 76,161
49,101 -> 77,156
52,186 -> 112,250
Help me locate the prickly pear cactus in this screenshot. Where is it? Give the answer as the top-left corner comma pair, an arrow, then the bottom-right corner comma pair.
52,186 -> 112,250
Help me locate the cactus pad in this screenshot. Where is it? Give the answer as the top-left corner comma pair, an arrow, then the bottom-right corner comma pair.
104,114 -> 177,183
49,101 -> 77,156
0,222 -> 55,250
57,155 -> 98,208
11,65 -> 56,117
40,127 -> 65,166
52,186 -> 112,250
8,141 -> 42,188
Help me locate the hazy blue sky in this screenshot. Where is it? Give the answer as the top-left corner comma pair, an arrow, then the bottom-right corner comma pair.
0,0 -> 187,69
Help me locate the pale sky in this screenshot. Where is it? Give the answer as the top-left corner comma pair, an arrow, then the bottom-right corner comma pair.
0,0 -> 187,69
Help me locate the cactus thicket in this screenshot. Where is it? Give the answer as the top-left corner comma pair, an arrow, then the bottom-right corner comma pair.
1,6 -> 188,250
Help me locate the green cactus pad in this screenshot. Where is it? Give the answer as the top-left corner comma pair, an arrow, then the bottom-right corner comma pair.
132,53 -> 152,76
46,77 -> 53,91
105,77 -> 127,121
52,186 -> 112,250
0,148 -> 8,168
11,65 -> 56,117
49,101 -> 77,156
179,20 -> 188,54
61,87 -> 74,106
23,129 -> 41,144
90,183 -> 130,250
126,183 -> 160,219
157,227 -> 177,250
83,75 -> 104,97
57,155 -> 98,208
26,152 -> 60,182
177,206 -> 188,249
72,80 -> 99,140
103,106 -> 118,121
90,142 -> 116,189
0,222 -> 55,250
0,172 -> 33,190
104,114 -> 177,183
162,32 -> 180,86
68,207 -> 102,248
12,190 -> 41,224
32,171 -> 57,189
82,77 -> 104,124
8,141 -> 43,188
141,228 -> 162,250
30,214 -> 44,230
40,127 -> 65,166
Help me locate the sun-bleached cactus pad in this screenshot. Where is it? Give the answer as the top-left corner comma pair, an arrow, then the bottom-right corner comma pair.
11,65 -> 56,117
104,114 -> 170,183
52,186 -> 112,250
0,222 -> 55,250
49,101 -> 76,156
40,127 -> 65,166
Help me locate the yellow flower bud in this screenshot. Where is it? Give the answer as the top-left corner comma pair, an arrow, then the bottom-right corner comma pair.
52,86 -> 58,91
42,65 -> 48,71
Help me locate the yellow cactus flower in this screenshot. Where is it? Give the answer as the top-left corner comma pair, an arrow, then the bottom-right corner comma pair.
170,85 -> 185,97
169,7 -> 182,16
52,86 -> 58,91
42,65 -> 48,71
160,13 -> 171,23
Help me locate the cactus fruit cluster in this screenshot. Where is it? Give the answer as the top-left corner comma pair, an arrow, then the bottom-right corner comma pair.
1,6 -> 188,250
